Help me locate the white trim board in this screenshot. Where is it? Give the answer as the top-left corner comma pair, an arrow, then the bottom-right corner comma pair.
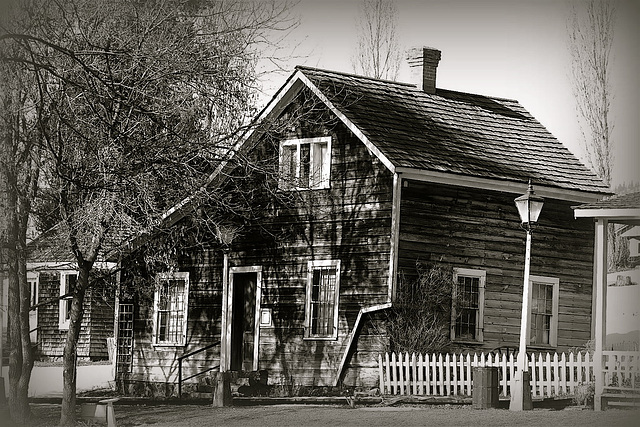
397,168 -> 608,203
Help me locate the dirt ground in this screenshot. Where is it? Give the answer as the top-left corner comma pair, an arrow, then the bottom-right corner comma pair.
14,403 -> 640,427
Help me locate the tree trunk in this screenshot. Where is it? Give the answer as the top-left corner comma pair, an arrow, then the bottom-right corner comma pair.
5,170 -> 32,424
59,262 -> 90,426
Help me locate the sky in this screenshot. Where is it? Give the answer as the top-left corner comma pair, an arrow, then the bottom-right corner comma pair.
259,0 -> 640,189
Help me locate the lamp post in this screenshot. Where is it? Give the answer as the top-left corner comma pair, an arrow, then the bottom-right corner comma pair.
510,180 -> 544,411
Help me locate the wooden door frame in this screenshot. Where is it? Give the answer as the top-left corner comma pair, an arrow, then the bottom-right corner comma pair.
221,265 -> 262,372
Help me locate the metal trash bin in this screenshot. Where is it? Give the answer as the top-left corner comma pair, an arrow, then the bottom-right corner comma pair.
472,367 -> 499,409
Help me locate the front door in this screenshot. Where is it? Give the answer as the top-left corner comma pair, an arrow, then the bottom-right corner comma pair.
229,269 -> 260,372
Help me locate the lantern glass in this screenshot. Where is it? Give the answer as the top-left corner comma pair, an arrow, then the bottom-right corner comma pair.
528,199 -> 544,223
514,182 -> 544,226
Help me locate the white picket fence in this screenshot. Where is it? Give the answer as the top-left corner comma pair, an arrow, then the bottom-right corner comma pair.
378,351 -> 596,397
603,351 -> 640,392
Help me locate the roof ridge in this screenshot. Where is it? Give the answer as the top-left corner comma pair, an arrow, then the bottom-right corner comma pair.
295,65 -> 415,88
296,65 -> 520,103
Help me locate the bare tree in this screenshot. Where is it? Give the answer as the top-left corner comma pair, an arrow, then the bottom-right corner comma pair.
351,0 -> 401,80
0,6 -> 46,420
569,1 -> 626,272
1,0 -> 296,424
569,0 -> 616,186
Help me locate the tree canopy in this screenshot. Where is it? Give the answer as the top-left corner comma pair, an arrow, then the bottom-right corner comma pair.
1,0 -> 296,423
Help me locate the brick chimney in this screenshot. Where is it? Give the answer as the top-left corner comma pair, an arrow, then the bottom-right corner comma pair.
406,47 -> 441,94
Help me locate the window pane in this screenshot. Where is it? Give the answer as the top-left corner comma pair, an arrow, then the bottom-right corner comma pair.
156,278 -> 186,344
531,282 -> 553,344
300,143 -> 310,187
66,274 -> 77,294
311,141 -> 328,188
454,275 -> 479,340
29,280 -> 37,307
310,267 -> 336,337
66,299 -> 72,320
281,145 -> 297,188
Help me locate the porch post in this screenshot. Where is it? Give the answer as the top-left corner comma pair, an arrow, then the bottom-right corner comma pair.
593,218 -> 608,411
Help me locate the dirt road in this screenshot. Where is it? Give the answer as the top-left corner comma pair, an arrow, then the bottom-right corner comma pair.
24,403 -> 640,427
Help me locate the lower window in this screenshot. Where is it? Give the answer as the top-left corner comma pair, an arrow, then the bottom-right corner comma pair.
153,272 -> 189,346
451,268 -> 485,342
529,276 -> 559,347
305,260 -> 341,339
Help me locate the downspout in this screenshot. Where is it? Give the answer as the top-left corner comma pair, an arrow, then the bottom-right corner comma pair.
333,302 -> 392,386
220,251 -> 229,372
333,172 -> 402,386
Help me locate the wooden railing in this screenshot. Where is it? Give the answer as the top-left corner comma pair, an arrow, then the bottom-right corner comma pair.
177,341 -> 221,398
378,351 -> 596,397
603,351 -> 640,392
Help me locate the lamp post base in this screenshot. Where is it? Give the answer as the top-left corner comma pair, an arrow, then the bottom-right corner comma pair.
509,370 -> 533,411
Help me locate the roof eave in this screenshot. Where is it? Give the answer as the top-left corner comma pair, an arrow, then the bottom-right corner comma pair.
574,208 -> 640,220
395,167 -> 610,203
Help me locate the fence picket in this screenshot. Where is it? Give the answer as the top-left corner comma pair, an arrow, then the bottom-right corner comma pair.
390,352 -> 397,395
558,353 -> 565,395
451,353 -> 458,396
499,353 -> 508,396
431,353 -> 438,396
411,353 -> 417,396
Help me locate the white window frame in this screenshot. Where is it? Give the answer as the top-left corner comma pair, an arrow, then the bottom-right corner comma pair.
59,271 -> 78,330
152,272 -> 190,347
28,272 -> 39,341
304,260 -> 341,340
279,136 -> 331,190
451,268 -> 485,343
529,275 -> 559,348
27,271 -> 39,309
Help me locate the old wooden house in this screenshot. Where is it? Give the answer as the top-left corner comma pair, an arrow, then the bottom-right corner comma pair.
115,47 -> 610,394
26,225 -> 116,361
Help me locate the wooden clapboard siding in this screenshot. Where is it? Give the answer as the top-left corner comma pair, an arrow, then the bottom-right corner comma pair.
397,179 -> 595,353
124,111 -> 393,388
227,116 -> 393,386
125,255 -> 224,383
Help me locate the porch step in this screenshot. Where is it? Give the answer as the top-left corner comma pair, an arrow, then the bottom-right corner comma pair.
602,391 -> 640,410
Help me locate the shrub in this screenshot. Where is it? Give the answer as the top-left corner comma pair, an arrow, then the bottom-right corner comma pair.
385,262 -> 460,354
573,382 -> 595,408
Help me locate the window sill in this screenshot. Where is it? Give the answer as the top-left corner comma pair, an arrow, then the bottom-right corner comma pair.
278,186 -> 331,192
452,339 -> 483,345
303,335 -> 338,341
152,343 -> 186,349
527,344 -> 557,351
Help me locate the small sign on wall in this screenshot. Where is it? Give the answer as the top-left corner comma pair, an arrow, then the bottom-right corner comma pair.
260,308 -> 273,327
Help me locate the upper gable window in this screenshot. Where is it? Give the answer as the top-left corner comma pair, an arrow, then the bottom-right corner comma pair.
279,137 -> 331,190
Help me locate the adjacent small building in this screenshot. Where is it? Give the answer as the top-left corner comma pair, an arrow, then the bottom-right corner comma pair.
26,225 -> 116,361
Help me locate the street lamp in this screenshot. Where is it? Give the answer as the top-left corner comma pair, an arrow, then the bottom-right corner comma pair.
510,180 -> 544,411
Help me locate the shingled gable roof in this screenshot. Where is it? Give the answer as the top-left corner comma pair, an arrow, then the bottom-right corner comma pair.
291,65 -> 609,199
158,63 -> 611,230
27,222 -> 124,268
